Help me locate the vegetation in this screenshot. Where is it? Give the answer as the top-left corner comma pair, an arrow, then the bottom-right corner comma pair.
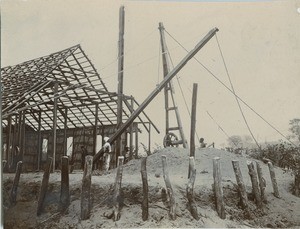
226,119 -> 300,197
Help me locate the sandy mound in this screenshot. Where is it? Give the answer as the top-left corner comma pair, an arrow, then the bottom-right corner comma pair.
3,147 -> 300,228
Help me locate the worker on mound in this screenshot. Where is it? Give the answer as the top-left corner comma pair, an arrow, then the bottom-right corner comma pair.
103,137 -> 112,172
199,138 -> 207,148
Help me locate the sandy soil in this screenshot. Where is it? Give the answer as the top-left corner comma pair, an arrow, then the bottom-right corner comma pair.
3,147 -> 300,228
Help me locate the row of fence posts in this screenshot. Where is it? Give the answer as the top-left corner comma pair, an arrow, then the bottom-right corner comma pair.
4,152 -> 281,221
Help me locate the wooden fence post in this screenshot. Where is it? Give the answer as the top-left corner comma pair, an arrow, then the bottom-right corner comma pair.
81,155 -> 93,220
162,155 -> 176,220
37,157 -> 53,216
113,156 -> 125,221
60,156 -> 70,210
10,161 -> 23,205
247,161 -> 262,208
213,157 -> 226,219
186,156 -> 199,220
256,161 -> 267,203
268,162 -> 280,198
232,160 -> 249,211
141,157 -> 149,221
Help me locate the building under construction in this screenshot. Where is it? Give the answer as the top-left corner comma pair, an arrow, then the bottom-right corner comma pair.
1,44 -> 159,172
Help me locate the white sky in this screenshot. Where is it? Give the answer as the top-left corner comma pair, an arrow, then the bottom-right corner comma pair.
1,0 -> 300,149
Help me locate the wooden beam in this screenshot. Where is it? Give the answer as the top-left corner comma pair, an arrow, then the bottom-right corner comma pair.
93,27 -> 218,162
52,83 -> 58,172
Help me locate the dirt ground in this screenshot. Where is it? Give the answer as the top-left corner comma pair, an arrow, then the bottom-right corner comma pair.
3,147 -> 300,228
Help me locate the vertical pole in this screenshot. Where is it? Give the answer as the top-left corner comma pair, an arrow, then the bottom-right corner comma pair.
10,161 -> 23,205
37,157 -> 53,216
21,111 -> 26,162
63,108 -> 68,156
268,162 -> 280,198
37,111 -> 42,171
256,161 -> 267,203
129,97 -> 134,160
232,160 -> 249,211
213,157 -> 226,219
113,156 -> 125,221
116,5 -> 125,161
141,157 -> 148,221
161,155 -> 176,220
81,155 -> 93,220
60,156 -> 70,210
6,115 -> 12,164
189,84 -> 198,178
247,161 -> 262,208
93,104 -> 98,156
11,115 -> 17,170
53,83 -> 58,172
148,123 -> 151,153
135,127 -> 138,158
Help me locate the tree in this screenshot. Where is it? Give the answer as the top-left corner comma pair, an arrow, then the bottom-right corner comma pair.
227,135 -> 243,148
289,118 -> 300,143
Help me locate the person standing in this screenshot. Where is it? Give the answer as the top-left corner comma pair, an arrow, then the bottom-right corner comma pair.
81,145 -> 88,170
103,137 -> 112,172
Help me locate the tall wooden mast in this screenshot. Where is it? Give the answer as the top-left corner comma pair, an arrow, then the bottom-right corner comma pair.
159,22 -> 188,148
116,5 -> 125,160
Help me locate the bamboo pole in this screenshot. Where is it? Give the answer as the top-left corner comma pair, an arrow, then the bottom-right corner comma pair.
232,160 -> 249,210
161,155 -> 176,220
141,157 -> 148,221
213,157 -> 226,219
60,156 -> 70,210
37,111 -> 42,171
186,156 -> 199,220
81,155 -> 93,220
37,157 -> 53,216
10,161 -> 23,205
247,161 -> 262,208
256,161 -> 267,203
113,156 -> 125,221
268,162 -> 280,198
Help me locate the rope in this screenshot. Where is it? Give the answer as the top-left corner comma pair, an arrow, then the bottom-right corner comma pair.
206,111 -> 238,148
215,34 -> 262,151
164,29 -> 297,147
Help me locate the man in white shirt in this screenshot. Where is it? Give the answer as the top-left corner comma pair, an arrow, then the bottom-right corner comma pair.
103,137 -> 112,172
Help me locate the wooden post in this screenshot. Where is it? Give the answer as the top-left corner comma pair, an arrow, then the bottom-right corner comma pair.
186,157 -> 199,220
10,161 -> 23,205
21,111 -> 26,161
256,161 -> 267,203
268,162 -> 280,198
116,5 -> 125,162
52,83 -> 58,172
63,108 -> 68,157
189,83 -> 198,178
37,111 -> 42,171
6,115 -> 12,167
93,104 -> 98,157
3,160 -> 7,171
141,157 -> 148,221
148,123 -> 151,153
81,155 -> 93,220
213,157 -> 225,219
37,157 -> 53,216
135,129 -> 138,158
232,160 -> 249,210
113,156 -> 125,221
129,97 -> 134,160
247,161 -> 262,208
161,155 -> 176,220
60,156 -> 70,210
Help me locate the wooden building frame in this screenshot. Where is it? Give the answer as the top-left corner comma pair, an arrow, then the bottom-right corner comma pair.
1,45 -> 159,171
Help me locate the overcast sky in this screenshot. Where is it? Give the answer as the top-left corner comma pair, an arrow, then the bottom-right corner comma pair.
1,0 -> 300,149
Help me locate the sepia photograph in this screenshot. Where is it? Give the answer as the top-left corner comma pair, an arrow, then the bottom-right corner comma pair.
1,0 -> 299,228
